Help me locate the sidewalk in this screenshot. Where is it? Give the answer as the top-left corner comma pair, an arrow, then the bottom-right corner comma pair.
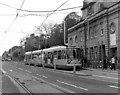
81,67 -> 119,77
61,66 -> 118,84
83,67 -> 118,73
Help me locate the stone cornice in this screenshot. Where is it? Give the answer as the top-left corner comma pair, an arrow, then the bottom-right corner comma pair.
68,1 -> 120,34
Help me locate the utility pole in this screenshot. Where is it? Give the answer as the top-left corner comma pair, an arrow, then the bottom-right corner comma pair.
117,3 -> 120,68
84,18 -> 89,67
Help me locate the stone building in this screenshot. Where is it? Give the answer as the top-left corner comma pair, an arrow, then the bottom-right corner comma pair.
67,1 -> 120,67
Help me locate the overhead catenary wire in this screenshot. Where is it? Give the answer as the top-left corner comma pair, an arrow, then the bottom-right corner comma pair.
4,0 -> 26,33
0,2 -> 82,13
40,0 -> 70,28
18,6 -> 82,13
0,0 -> 26,46
0,2 -> 17,10
34,0 -> 70,34
0,11 -> 82,17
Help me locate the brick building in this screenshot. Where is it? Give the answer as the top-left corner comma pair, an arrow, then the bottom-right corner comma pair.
67,1 -> 120,67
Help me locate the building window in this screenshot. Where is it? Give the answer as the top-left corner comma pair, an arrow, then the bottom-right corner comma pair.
94,24 -> 98,37
79,32 -> 81,42
94,46 -> 98,59
86,28 -> 89,40
70,37 -> 73,45
89,27 -> 93,38
81,31 -> 83,42
110,22 -> 116,34
91,27 -> 94,38
75,35 -> 78,43
99,2 -> 106,11
86,48 -> 89,60
100,22 -> 104,36
89,47 -> 95,60
87,4 -> 94,16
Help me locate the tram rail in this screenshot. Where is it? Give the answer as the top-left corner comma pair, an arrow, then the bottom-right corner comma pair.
2,71 -> 33,95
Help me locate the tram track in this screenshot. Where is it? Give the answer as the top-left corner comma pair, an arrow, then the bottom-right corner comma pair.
1,70 -> 33,95
13,76 -> 33,95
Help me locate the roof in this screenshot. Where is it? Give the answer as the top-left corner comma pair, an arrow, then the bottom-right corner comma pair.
25,51 -> 32,55
43,46 -> 66,52
32,50 -> 42,54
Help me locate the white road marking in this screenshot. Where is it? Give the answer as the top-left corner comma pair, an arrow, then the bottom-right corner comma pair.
44,68 -> 74,76
57,80 -> 88,91
34,67 -> 118,83
42,75 -> 48,78
0,68 -> 7,74
36,74 -> 42,77
109,85 -> 120,89
93,75 -> 118,80
32,75 -> 75,93
25,70 -> 32,73
36,74 -> 48,78
46,68 -> 118,83
76,72 -> 89,76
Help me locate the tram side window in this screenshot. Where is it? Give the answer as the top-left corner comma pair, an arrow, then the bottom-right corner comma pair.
61,50 -> 66,59
48,52 -> 51,59
54,51 -> 57,59
33,54 -> 37,59
58,51 -> 61,59
73,50 -> 76,58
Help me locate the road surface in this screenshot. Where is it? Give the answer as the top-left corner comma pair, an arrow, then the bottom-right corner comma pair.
1,60 -> 119,94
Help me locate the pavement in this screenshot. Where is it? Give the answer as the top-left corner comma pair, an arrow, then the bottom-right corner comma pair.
84,67 -> 118,72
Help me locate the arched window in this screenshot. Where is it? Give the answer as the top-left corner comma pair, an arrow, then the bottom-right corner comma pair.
70,37 -> 73,45
75,35 -> 78,43
110,22 -> 116,34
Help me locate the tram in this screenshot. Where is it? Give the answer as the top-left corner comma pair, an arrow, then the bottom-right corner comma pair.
24,46 -> 82,69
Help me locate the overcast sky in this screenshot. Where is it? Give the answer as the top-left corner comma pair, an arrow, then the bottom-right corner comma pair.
0,0 -> 83,55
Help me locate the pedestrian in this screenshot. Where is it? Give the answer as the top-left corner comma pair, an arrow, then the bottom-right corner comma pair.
103,56 -> 107,70
110,56 -> 116,70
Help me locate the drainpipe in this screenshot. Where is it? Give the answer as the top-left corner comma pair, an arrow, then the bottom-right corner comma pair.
84,20 -> 86,58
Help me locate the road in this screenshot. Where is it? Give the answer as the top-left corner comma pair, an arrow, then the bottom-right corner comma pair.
1,60 -> 119,94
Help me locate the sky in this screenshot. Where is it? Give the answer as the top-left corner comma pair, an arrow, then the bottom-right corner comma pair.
0,0 -> 83,56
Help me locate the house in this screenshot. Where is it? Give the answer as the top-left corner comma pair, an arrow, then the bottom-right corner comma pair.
67,1 -> 120,67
